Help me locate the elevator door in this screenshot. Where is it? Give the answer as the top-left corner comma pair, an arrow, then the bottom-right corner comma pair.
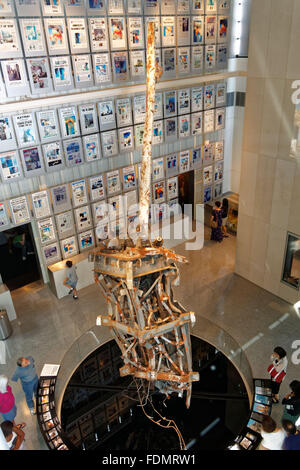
0,223 -> 40,291
178,170 -> 195,219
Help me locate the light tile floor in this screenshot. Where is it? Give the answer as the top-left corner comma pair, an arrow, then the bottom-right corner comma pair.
1,227 -> 300,450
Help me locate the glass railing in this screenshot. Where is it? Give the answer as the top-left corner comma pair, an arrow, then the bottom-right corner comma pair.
290,107 -> 300,159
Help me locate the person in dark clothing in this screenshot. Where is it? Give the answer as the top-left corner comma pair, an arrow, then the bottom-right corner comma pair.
210,201 -> 223,243
12,229 -> 34,261
282,420 -> 300,450
282,381 -> 300,424
221,198 -> 229,237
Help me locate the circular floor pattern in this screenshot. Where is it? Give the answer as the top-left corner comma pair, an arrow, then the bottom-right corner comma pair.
61,336 -> 250,451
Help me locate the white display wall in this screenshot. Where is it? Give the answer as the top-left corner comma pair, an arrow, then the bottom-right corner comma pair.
0,0 -> 231,281
0,0 -> 230,101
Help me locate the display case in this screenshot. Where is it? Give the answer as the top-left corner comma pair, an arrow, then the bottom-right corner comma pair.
227,378 -> 273,451
282,232 -> 300,289
37,365 -> 73,451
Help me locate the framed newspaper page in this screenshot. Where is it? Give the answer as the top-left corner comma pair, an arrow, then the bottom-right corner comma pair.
89,17 -> 109,52
26,57 -> 53,95
78,103 -> 99,136
88,174 -> 106,202
101,130 -> 118,157
15,0 -> 40,16
0,115 -> 17,152
0,150 -> 23,184
41,0 -> 64,16
50,56 -> 74,92
42,141 -> 65,173
63,138 -> 84,168
1,59 -> 29,98
0,18 -> 22,58
92,53 -> 112,86
20,145 -> 45,178
67,18 -> 90,55
72,54 -> 93,89
108,17 -> 127,51
19,18 -> 47,57
31,190 -> 52,219
50,184 -> 72,214
44,17 -> 69,56
10,196 -> 31,225
42,242 -> 61,266
36,113 -> 57,144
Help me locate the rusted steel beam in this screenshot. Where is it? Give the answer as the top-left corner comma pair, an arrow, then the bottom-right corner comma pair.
138,21 -> 156,241
96,312 -> 194,342
119,365 -> 199,384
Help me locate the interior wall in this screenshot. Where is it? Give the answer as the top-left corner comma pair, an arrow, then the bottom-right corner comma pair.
235,0 -> 300,304
223,69 -> 247,195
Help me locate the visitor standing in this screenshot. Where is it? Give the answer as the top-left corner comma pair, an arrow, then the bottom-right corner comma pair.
63,260 -> 79,300
11,357 -> 39,415
0,376 -> 17,423
281,380 -> 300,424
282,420 -> 300,450
259,415 -> 286,450
267,346 -> 288,403
210,201 -> 223,243
221,198 -> 229,237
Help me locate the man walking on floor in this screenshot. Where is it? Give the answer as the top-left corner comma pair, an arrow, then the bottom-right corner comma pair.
11,357 -> 39,416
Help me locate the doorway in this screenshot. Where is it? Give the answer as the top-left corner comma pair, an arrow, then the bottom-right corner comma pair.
178,170 -> 195,219
0,223 -> 40,291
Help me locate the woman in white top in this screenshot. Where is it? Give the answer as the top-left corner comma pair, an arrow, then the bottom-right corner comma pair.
259,415 -> 286,450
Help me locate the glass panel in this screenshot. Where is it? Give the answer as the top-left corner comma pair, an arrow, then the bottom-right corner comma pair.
282,233 -> 300,289
291,106 -> 300,158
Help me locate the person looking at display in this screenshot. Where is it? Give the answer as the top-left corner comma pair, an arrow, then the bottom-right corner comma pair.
267,346 -> 288,403
0,376 -> 18,424
282,420 -> 300,450
63,260 -> 78,300
210,201 -> 223,243
282,380 -> 300,424
259,415 -> 285,450
0,421 -> 26,450
11,357 -> 39,416
221,198 -> 229,237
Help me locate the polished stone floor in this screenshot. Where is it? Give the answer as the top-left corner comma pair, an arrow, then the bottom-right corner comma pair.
0,227 -> 299,450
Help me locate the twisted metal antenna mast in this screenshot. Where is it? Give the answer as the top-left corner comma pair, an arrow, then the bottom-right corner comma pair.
138,21 -> 159,241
